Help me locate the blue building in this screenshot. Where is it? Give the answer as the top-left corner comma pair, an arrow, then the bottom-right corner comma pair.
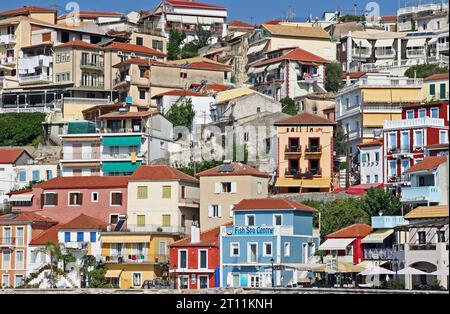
219,198 -> 318,288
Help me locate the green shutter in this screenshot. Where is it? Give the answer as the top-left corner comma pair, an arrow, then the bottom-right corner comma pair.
102,161 -> 142,173
102,136 -> 142,147
440,83 -> 447,99
429,84 -> 436,96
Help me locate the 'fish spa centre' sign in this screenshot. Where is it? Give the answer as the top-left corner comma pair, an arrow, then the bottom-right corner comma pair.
228,226 -> 275,235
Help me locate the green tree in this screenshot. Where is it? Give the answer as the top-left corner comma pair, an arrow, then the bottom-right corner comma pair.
0,112 -> 46,146
404,64 -> 448,79
180,41 -> 200,59
361,187 -> 401,217
167,29 -> 186,60
281,97 -> 297,115
325,61 -> 344,92
176,160 -> 223,177
88,266 -> 115,288
333,124 -> 346,156
167,98 -> 196,129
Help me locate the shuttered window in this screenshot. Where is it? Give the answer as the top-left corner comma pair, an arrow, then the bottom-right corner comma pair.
111,192 -> 122,205
137,215 -> 146,226
162,186 -> 171,199
162,215 -> 171,226
137,186 -> 148,199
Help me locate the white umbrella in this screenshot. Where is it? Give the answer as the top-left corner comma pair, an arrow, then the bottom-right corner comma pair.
397,267 -> 428,276
430,268 -> 449,276
359,265 -> 395,276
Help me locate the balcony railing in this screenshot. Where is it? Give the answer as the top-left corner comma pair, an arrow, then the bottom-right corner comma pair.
0,34 -> 16,44
80,61 -> 104,70
0,56 -> 15,65
19,74 -> 52,85
0,237 -> 15,246
62,152 -> 101,160
397,21 -> 413,32
125,224 -> 188,235
375,49 -> 396,58
438,42 -> 449,50
284,168 -> 322,178
62,97 -> 110,105
406,49 -> 426,58
384,117 -> 445,130
79,81 -> 104,89
305,145 -> 322,153
364,248 -> 394,260
284,145 -> 301,154
352,48 -> 371,58
409,243 -> 437,251
101,254 -> 169,264
401,186 -> 441,203
398,3 -> 447,15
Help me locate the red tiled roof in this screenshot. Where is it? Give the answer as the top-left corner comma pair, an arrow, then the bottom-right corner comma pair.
405,156 -> 448,174
196,162 -> 270,178
59,11 -> 122,20
326,224 -> 372,238
274,112 -> 335,125
105,42 -> 166,57
424,73 -> 449,81
358,140 -> 383,147
264,19 -> 281,25
342,71 -> 368,79
184,61 -> 231,72
190,83 -> 229,92
0,212 -> 57,224
0,148 -> 28,164
252,47 -> 330,68
0,6 -> 56,17
165,0 -> 226,10
98,110 -> 157,119
233,198 -> 316,212
55,40 -> 100,50
170,223 -> 232,247
152,89 -> 207,98
35,176 -> 129,189
345,183 -> 384,195
228,20 -> 254,28
29,225 -> 60,245
381,15 -> 397,22
113,58 -> 169,68
60,214 -> 108,230
130,165 -> 199,183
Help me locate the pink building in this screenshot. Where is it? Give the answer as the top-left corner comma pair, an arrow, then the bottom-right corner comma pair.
11,176 -> 129,224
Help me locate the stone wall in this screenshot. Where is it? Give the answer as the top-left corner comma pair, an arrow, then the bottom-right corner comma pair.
271,192 -> 361,203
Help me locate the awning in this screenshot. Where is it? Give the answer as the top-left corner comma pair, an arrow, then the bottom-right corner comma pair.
266,62 -> 281,71
9,194 -> 34,202
101,235 -> 151,243
102,136 -> 142,147
247,41 -> 267,55
352,38 -> 372,48
319,238 -> 355,251
252,66 -> 267,74
407,38 -> 426,47
104,269 -> 123,278
428,37 -> 438,45
247,67 -> 255,74
63,137 -> 101,142
374,39 -> 394,47
62,162 -> 101,167
275,178 -> 331,188
361,229 -> 394,244
307,263 -> 364,273
102,161 -> 142,173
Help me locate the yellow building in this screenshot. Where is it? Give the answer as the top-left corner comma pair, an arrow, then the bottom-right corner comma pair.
422,73 -> 449,102
274,112 -> 335,193
101,231 -> 180,289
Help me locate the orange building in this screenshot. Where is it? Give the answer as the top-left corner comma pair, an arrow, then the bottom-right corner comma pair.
274,113 -> 335,193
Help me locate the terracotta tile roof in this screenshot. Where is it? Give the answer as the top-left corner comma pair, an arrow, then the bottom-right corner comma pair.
381,15 -> 397,22
35,176 -> 129,189
113,58 -> 169,68
262,24 -> 330,39
424,73 -> 449,81
29,225 -> 60,245
130,165 -> 199,183
233,198 -> 316,212
165,0 -> 226,10
0,212 -> 57,224
326,224 -> 373,238
183,61 -> 231,72
152,89 -> 208,98
82,103 -> 148,113
228,20 -> 254,28
274,112 -> 335,125
358,140 -> 383,147
98,110 -> 157,119
263,19 -> 281,25
342,71 -> 368,79
59,11 -> 123,20
404,205 -> 449,219
59,214 -> 108,230
0,6 -> 56,17
190,83 -> 229,92
105,42 -> 166,57
0,148 -> 29,164
252,47 -> 330,68
170,223 -> 232,247
196,162 -> 270,178
55,40 -> 101,50
404,156 -> 447,174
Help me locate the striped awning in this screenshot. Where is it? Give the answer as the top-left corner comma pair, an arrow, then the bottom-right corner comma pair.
319,238 -> 355,250
407,38 -> 426,47
104,269 -> 123,278
101,235 -> 151,243
352,38 -> 372,48
374,39 -> 394,47
361,229 -> 394,244
9,194 -> 34,202
247,41 -> 267,55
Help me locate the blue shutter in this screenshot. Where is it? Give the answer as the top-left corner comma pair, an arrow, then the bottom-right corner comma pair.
64,232 -> 71,243
32,170 -> 40,182
77,232 -> 84,242
90,232 -> 96,243
19,171 -> 26,182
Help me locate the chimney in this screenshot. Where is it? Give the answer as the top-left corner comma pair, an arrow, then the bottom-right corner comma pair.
191,225 -> 200,244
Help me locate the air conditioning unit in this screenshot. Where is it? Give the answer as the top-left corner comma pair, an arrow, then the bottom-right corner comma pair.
117,51 -> 123,56
130,52 -> 136,58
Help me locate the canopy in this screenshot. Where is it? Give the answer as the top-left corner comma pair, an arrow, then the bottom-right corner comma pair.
352,38 -> 372,48
359,266 -> 395,276
251,66 -> 266,74
247,41 -> 267,55
102,161 -> 142,173
104,269 -> 122,278
319,238 -> 355,251
375,38 -> 395,47
361,229 -> 394,244
397,267 -> 428,275
356,260 -> 389,269
428,37 -> 438,45
102,136 -> 142,147
101,235 -> 151,243
407,38 -> 426,47
266,62 -> 281,71
9,194 -> 34,202
430,268 -> 449,276
275,177 -> 330,188
309,263 -> 364,273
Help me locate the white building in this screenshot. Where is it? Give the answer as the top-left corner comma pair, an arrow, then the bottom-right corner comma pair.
397,2 -> 448,33
358,139 -> 384,185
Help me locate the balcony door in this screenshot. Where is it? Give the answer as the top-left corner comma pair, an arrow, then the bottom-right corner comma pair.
288,159 -> 299,174
72,143 -> 82,159
288,138 -> 299,151
401,132 -> 409,151
248,243 -> 257,263
309,159 -> 320,175
309,138 -> 320,151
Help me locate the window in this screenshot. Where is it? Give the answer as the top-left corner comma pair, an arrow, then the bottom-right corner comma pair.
221,182 -> 232,193
257,182 -> 263,194
152,40 -> 163,51
284,242 -> 291,257
15,227 -> 24,246
430,107 -> 439,118
418,231 -> 426,244
437,230 -> 446,243
248,243 -> 257,263
199,250 -> 207,269
2,274 -> 9,288
429,84 -> 436,96
91,192 -> 99,202
198,275 -> 208,289
136,36 -> 143,45
406,110 -> 414,119
132,273 -> 142,287
209,205 -> 220,218
68,192 -> 82,206
19,171 -> 26,182
137,215 -> 146,226
414,130 -> 423,147
46,170 -> 53,180
273,214 -> 282,226
345,245 -> 353,256
77,232 -> 84,242
2,251 -> 11,268
179,250 -> 187,268
401,159 -> 410,173
14,275 -> 24,288
64,232 -> 71,243
418,108 -> 426,118
230,243 -> 240,257
355,95 -> 360,106
43,193 -> 57,206
179,275 -> 189,289
389,160 -> 397,177
90,232 -> 96,243
375,152 -> 380,162
245,215 -> 255,226
32,170 -> 40,182
139,89 -> 146,100
263,243 -> 272,256
366,175 -> 370,183
162,186 -> 171,199
374,175 -> 379,183
389,133 -> 397,149
110,214 -> 119,225
162,214 -> 171,227
137,186 -> 148,199
111,192 -> 122,206
160,141 -> 165,150
139,67 -> 146,78
440,130 -> 449,144
440,83 -> 446,99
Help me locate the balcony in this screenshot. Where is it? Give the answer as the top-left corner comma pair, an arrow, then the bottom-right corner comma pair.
371,216 -> 409,229
397,21 -> 413,32
284,145 -> 302,156
406,49 -> 426,58
401,186 -> 441,203
80,60 -> 104,71
438,42 -> 449,51
384,117 -> 444,131
387,175 -> 412,186
125,224 -> 188,235
375,48 -> 396,59
364,248 -> 394,260
305,145 -> 322,155
0,56 -> 15,66
62,97 -> 110,105
0,237 -> 23,247
62,152 -> 101,161
352,48 -> 371,59
409,243 -> 437,251
101,254 -> 169,264
79,80 -> 104,89
398,3 -> 447,15
19,74 -> 52,85
284,168 -> 322,178
0,34 -> 16,44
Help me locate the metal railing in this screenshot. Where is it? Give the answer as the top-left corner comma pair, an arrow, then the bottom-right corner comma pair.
0,56 -> 15,65
79,80 -> 104,88
0,34 -> 16,44
305,145 -> 322,153
19,74 -> 52,84
0,237 -> 24,246
375,49 -> 396,58
284,145 -> 301,153
80,60 -> 104,69
406,49 -> 426,58
284,168 -> 322,177
409,243 -> 437,251
62,152 -> 101,160
125,224 -> 188,234
101,254 -> 169,264
62,97 -> 110,104
363,248 -> 394,260
384,117 -> 445,130
352,48 -> 371,58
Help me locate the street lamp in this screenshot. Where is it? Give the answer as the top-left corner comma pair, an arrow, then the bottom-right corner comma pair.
270,258 -> 275,288
172,264 -> 177,289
